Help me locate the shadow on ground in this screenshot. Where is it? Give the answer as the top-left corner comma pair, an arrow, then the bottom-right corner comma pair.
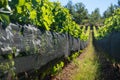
93,36 -> 120,80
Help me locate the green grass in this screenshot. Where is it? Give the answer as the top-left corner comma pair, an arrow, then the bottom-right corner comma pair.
71,32 -> 101,80
52,31 -> 120,80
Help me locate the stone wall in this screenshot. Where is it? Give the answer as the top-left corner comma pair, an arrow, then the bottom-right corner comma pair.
0,23 -> 88,77
94,32 -> 120,59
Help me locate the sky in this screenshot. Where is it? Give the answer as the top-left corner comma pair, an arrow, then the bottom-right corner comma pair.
50,0 -> 118,15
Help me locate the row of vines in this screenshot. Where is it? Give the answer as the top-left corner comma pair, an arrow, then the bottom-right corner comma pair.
94,8 -> 120,40
0,0 -> 90,79
93,8 -> 120,59
0,0 -> 90,40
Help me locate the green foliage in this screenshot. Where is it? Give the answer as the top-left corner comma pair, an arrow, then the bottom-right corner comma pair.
80,26 -> 90,41
73,2 -> 88,25
0,0 -> 8,8
0,0 -> 10,27
65,1 -> 104,26
51,2 -> 70,32
65,1 -> 74,15
0,13 -> 10,27
10,0 -> 54,30
95,8 -> 120,39
9,0 -> 84,34
89,8 -> 102,26
0,0 -> 90,40
71,52 -> 79,59
67,52 -> 81,67
67,52 -> 81,61
38,0 -> 54,30
9,0 -> 88,39
51,61 -> 64,76
93,26 -> 99,39
103,4 -> 115,18
63,21 -> 82,38
0,54 -> 16,79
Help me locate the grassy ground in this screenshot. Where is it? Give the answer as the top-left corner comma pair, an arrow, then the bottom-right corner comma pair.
51,31 -> 120,80
71,32 -> 100,80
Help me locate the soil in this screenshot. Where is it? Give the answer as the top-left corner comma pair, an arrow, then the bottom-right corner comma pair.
51,32 -> 120,80
51,45 -> 88,80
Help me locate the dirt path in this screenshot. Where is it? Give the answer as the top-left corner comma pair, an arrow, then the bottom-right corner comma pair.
51,41 -> 88,80
51,31 -> 120,80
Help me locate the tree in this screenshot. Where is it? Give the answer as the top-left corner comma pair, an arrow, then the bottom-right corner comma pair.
115,0 -> 120,8
73,2 -> 88,25
103,4 -> 115,18
89,8 -> 102,26
118,0 -> 120,7
65,0 -> 74,15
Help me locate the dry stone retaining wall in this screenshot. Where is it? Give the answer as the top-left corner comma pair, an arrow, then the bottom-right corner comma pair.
0,23 -> 88,77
